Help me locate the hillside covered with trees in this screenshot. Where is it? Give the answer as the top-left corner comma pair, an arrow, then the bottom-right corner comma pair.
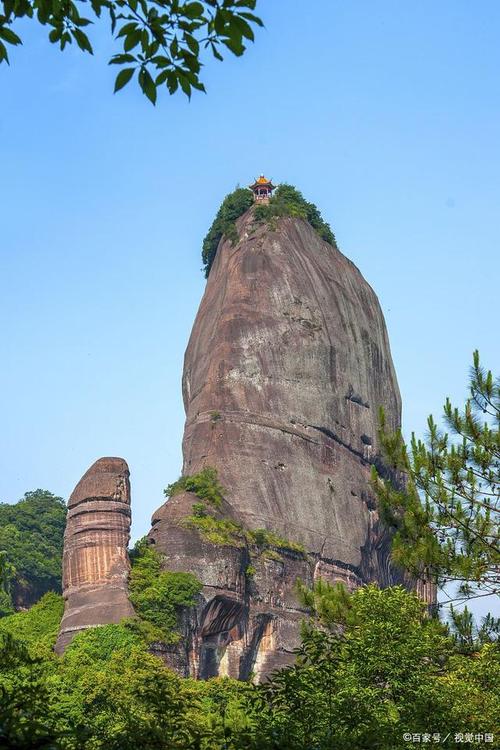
0,490 -> 66,616
0,580 -> 498,749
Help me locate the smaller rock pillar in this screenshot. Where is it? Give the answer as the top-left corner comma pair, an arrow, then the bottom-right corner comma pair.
55,457 -> 135,653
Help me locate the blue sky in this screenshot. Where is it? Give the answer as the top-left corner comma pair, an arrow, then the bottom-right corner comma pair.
1,2 -> 498,613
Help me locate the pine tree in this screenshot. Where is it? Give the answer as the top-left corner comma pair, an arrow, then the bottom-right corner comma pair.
373,351 -> 499,604
448,604 -> 500,654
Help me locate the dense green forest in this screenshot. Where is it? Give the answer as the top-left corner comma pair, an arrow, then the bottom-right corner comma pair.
0,529 -> 498,749
0,579 -> 498,749
0,490 -> 66,616
0,516 -> 498,748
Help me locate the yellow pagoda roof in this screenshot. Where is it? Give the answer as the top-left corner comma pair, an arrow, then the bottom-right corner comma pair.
249,174 -> 275,190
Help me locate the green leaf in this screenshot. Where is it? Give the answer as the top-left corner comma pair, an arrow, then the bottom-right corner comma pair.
151,55 -> 171,68
0,40 -> 9,64
71,28 -> 93,54
232,16 -> 254,41
109,53 -> 136,65
155,69 -> 169,85
210,42 -> 223,61
213,11 -> 226,36
114,66 -> 135,92
117,22 -> 138,39
138,67 -> 157,104
191,79 -> 205,93
0,25 -> 22,46
184,2 -> 204,19
240,11 -> 264,27
146,40 -> 160,57
74,17 -> 92,27
90,0 -> 102,17
222,36 -> 245,56
178,74 -> 191,98
124,29 -> 141,52
60,31 -> 71,50
184,33 -> 199,56
166,73 -> 179,94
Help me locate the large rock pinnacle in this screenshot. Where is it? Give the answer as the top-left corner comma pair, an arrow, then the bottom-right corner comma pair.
149,208 -> 418,679
55,457 -> 135,653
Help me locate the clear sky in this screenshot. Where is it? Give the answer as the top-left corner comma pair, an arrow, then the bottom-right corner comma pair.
1,2 -> 498,614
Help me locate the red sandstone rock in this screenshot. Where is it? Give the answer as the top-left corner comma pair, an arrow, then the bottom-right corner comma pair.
55,457 -> 135,653
149,209 -> 431,679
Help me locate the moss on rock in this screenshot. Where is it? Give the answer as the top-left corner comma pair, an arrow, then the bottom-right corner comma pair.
128,538 -> 202,643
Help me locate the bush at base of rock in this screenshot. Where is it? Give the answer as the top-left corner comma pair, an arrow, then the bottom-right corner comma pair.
128,538 -> 202,642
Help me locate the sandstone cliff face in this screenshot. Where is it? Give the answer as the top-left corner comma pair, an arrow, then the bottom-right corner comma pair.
149,209 -> 407,679
55,457 -> 135,653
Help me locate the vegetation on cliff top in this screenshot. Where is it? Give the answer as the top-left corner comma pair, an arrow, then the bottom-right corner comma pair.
202,183 -> 337,277
254,183 -> 337,247
165,466 -> 224,508
0,490 -> 67,616
202,187 -> 254,277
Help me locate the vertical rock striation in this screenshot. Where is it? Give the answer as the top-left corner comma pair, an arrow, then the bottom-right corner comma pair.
149,208 -> 426,679
55,457 -> 134,653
